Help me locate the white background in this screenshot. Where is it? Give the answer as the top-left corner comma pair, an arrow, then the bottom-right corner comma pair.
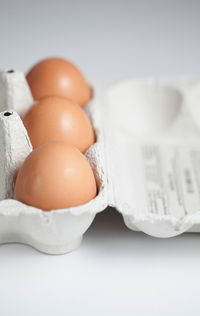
1,0 -> 200,315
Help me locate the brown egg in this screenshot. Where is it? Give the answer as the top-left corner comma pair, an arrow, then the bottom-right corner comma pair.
14,142 -> 97,211
26,57 -> 92,107
23,96 -> 95,152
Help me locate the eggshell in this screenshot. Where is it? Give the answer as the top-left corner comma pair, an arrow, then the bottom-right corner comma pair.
14,142 -> 97,211
26,57 -> 92,107
23,96 -> 95,152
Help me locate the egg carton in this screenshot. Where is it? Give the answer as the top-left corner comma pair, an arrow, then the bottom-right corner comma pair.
1,71 -> 200,255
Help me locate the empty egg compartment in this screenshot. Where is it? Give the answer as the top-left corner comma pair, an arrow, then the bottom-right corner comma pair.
0,71 -> 108,254
97,77 -> 200,237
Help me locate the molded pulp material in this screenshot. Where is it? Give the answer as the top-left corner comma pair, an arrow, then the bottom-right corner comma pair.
1,74 -> 200,254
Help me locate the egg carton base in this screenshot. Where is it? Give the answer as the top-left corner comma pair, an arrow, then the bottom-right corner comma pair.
0,236 -> 83,255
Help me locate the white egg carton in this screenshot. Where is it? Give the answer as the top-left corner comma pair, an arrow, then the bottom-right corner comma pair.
1,71 -> 200,254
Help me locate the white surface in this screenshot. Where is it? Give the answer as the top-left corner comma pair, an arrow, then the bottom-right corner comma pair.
1,209 -> 200,316
1,0 -> 200,315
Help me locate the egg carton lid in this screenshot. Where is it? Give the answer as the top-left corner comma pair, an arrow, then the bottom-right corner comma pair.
94,77 -> 200,237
